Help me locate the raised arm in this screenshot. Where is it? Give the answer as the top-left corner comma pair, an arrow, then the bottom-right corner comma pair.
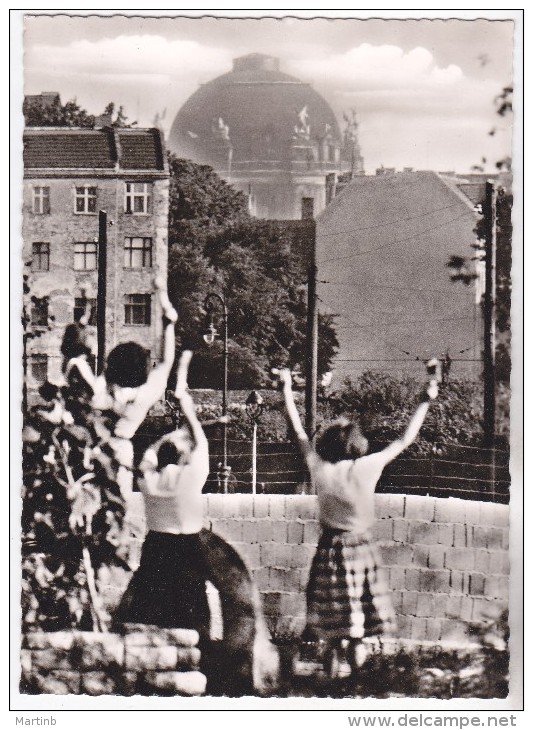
174,350 -> 206,448
375,360 -> 440,466
141,281 -> 178,404
276,368 -> 314,460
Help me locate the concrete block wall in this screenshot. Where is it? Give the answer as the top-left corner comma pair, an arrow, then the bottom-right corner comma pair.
122,493 -> 510,644
20,626 -> 205,696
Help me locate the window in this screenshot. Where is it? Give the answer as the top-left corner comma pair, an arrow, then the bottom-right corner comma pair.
124,294 -> 151,325
125,182 -> 151,214
74,297 -> 97,326
32,242 -> 50,271
124,237 -> 153,268
75,186 -> 97,214
31,300 -> 48,327
30,354 -> 48,384
74,242 -> 98,271
32,187 -> 50,214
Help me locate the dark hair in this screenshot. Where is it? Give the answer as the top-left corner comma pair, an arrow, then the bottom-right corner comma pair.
315,419 -> 368,463
157,440 -> 180,469
106,342 -> 150,387
60,323 -> 91,368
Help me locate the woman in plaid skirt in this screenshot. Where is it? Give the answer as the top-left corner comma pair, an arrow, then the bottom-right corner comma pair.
278,362 -> 440,677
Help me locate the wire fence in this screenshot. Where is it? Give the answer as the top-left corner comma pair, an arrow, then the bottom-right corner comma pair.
134,422 -> 510,503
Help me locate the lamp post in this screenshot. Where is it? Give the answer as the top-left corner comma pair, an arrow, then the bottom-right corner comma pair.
245,390 -> 264,495
203,292 -> 229,491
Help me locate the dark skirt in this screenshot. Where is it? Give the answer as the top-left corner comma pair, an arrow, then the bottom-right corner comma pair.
115,531 -> 211,637
305,528 -> 396,642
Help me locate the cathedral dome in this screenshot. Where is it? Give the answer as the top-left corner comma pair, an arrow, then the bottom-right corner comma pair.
168,53 -> 342,172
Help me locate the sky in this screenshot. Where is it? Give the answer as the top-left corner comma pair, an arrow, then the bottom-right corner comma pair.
21,11 -> 516,174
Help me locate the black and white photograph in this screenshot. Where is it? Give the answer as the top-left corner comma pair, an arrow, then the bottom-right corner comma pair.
10,8 -> 523,719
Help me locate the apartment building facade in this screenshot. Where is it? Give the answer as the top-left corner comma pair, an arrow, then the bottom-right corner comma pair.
22,126 -> 170,388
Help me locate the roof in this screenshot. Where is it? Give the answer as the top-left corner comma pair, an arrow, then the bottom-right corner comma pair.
316,170 -> 482,380
23,127 -> 167,173
168,54 -> 341,169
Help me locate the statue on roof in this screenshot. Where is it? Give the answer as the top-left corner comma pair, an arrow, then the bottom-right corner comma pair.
293,106 -> 311,140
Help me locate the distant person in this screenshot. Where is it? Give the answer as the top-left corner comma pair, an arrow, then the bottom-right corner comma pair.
277,360 -> 440,678
216,462 -> 237,494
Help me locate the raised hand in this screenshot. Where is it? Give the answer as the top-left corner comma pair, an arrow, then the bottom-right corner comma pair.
155,276 -> 178,323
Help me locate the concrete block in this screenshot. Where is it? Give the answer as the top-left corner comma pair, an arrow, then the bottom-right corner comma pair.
375,494 -> 390,519
453,523 -> 467,548
409,520 -> 439,545
125,645 -> 178,671
388,494 -> 405,517
434,593 -> 449,618
389,566 -> 406,590
392,518 -> 409,543
396,614 -> 412,639
404,495 -> 435,522
262,591 -> 283,615
444,547 -> 475,571
460,596 -> 474,622
81,671 -> 118,695
419,569 -> 451,594
271,520 -> 289,544
31,648 -> 73,672
391,591 -> 403,611
502,528 -> 509,550
485,576 -> 509,600
253,567 -> 271,591
380,543 -> 414,567
285,495 -> 315,519
440,619 -> 469,643
144,670 -> 207,696
280,591 -> 306,617
223,494 -> 254,518
212,519 -> 242,543
491,503 -> 510,527
25,632 -> 75,650
34,670 -> 81,695
426,618 -> 442,642
463,500 -> 482,526
268,495 -> 286,519
434,498 -> 466,524
488,551 -> 504,575
437,524 -> 454,546
81,634 -> 124,669
374,519 -> 393,542
401,590 -> 418,616
472,526 -> 490,548
405,568 -> 420,591
253,495 -> 270,518
233,542 -> 261,569
446,595 -> 462,619
486,527 -> 504,550
290,543 -> 316,569
303,520 -> 321,545
427,545 -> 446,569
474,549 -> 490,574
261,542 -> 292,568
464,525 -> 475,548
410,617 -> 428,641
450,570 -> 465,593
207,494 -> 226,519
287,520 -> 304,544
413,545 -> 429,567
468,573 -> 485,597
416,593 -> 434,618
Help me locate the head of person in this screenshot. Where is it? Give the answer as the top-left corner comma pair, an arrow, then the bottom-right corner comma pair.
316,418 -> 369,463
60,323 -> 93,369
156,428 -> 193,468
105,342 -> 150,388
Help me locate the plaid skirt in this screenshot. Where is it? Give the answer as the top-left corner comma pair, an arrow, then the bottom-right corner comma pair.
305,528 -> 396,642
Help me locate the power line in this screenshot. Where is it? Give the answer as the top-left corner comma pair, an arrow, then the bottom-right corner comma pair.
317,210 -> 474,266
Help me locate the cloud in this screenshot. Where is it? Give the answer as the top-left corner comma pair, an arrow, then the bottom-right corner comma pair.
289,43 -> 464,92
25,35 -> 232,84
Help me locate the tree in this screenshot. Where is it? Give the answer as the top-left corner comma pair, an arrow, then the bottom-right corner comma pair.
23,97 -> 136,128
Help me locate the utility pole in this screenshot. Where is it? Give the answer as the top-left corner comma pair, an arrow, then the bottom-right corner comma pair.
483,182 -> 496,447
96,210 -> 107,375
303,199 -> 318,450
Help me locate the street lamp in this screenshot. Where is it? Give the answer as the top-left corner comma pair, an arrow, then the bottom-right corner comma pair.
245,390 -> 264,495
203,292 -> 229,492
